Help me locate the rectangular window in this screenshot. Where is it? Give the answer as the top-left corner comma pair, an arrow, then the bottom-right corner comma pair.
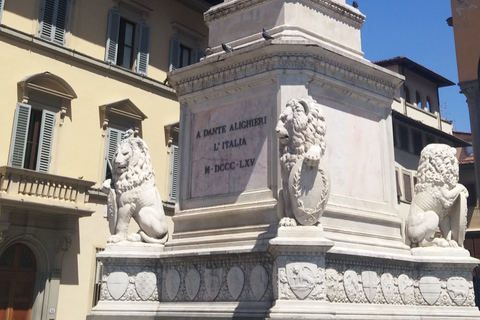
403,173 -> 412,202
105,9 -> 150,75
39,0 -> 70,45
399,124 -> 409,152
169,36 -> 203,71
118,18 -> 135,69
9,103 -> 56,172
412,130 -> 423,155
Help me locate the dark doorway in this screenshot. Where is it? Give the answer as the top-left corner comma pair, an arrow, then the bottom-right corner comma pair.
0,243 -> 37,320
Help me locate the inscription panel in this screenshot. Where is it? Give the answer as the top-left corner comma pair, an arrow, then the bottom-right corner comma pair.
191,98 -> 270,198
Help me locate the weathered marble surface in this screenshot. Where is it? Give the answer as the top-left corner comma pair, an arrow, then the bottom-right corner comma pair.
407,144 -> 469,249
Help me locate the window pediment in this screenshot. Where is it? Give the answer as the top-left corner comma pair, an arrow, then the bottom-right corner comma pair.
18,72 -> 77,102
100,99 -> 147,132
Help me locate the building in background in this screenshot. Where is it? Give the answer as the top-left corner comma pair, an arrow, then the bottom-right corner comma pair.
374,57 -> 470,233
0,0 -> 215,319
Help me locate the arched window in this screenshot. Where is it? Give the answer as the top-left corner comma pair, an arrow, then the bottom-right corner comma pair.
404,86 -> 411,104
0,243 -> 37,320
426,97 -> 432,112
416,91 -> 422,109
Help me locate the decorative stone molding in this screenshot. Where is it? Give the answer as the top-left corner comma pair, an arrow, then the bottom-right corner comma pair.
204,0 -> 365,29
172,51 -> 398,102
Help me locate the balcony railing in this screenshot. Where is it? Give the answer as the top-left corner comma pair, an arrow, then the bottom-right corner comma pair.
0,166 -> 95,217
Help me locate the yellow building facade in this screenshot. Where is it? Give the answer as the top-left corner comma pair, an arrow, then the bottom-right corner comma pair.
0,0 -> 210,319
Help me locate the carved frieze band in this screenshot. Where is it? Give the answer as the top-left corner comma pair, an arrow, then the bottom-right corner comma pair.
174,52 -> 397,101
100,262 -> 273,302
204,0 -> 365,28
322,267 -> 474,307
99,262 -> 474,307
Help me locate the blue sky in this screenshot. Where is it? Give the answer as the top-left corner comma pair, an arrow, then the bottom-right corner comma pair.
354,0 -> 471,133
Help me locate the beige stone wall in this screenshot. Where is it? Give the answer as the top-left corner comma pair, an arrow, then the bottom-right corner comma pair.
451,0 -> 480,82
0,1 -> 208,319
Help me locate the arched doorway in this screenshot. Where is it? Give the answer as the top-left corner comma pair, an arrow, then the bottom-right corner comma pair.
0,243 -> 36,320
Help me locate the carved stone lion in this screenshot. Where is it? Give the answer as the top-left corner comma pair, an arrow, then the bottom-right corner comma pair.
406,143 -> 468,248
276,96 -> 330,226
103,135 -> 168,244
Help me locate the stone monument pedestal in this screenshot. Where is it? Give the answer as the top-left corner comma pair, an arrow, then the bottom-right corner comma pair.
88,0 -> 480,319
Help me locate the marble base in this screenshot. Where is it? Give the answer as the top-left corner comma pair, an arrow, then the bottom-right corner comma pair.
88,228 -> 480,320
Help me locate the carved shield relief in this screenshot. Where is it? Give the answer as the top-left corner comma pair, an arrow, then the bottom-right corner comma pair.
398,274 -> 414,304
380,273 -> 395,303
419,276 -> 441,305
250,265 -> 268,301
344,270 -> 359,302
227,267 -> 244,300
185,268 -> 201,301
447,277 -> 469,305
165,269 -> 181,301
361,271 -> 378,303
205,268 -> 224,301
107,272 -> 129,300
135,271 -> 156,301
286,262 -> 317,299
288,160 -> 330,226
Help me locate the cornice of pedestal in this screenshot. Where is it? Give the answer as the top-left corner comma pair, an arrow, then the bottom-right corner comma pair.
168,41 -> 403,107
204,0 -> 365,30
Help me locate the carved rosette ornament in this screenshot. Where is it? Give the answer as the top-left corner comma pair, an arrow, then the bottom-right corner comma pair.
276,97 -> 330,226
406,144 -> 469,248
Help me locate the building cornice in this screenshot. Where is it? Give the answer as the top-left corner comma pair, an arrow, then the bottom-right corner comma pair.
0,24 -> 177,96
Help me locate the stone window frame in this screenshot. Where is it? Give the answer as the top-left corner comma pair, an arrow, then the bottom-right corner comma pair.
10,72 -> 76,173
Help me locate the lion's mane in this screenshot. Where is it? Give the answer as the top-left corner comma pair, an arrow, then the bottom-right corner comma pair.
277,97 -> 326,173
112,137 -> 155,193
407,144 -> 467,247
414,144 -> 459,207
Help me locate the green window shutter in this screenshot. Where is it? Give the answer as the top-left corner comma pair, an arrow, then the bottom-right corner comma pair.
39,0 -> 69,45
104,128 -> 124,179
169,145 -> 179,202
193,47 -> 203,63
0,0 -> 5,24
36,109 -> 56,172
105,9 -> 120,64
136,23 -> 150,75
169,37 -> 180,71
9,103 -> 32,168
53,0 -> 69,45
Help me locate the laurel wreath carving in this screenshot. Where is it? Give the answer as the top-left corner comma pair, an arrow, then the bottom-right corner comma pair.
290,159 -> 330,225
